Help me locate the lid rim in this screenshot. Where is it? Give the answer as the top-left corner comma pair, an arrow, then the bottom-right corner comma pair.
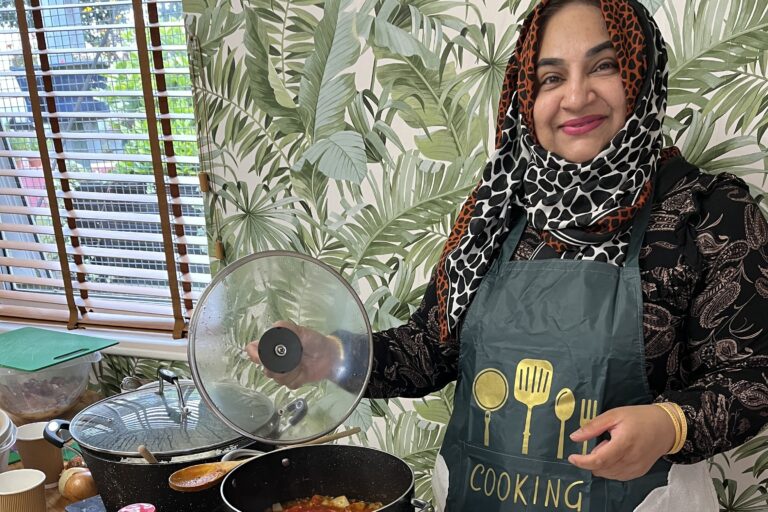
72,436 -> 247,464
71,436 -> 245,459
187,251 -> 374,445
67,382 -> 246,457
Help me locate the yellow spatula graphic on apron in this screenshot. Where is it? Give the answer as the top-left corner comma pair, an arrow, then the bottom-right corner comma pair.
473,369 -> 509,447
514,359 -> 553,455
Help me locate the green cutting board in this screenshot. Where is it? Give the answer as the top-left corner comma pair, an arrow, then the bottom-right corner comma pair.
0,327 -> 117,372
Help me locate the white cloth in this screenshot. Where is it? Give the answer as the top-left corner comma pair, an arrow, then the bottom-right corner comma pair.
634,461 -> 718,512
433,453 -> 450,512
431,454 -> 718,512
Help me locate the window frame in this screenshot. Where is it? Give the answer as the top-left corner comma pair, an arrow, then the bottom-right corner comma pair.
0,0 -> 206,341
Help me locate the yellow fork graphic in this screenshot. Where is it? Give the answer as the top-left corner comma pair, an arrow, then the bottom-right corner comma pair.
579,398 -> 598,455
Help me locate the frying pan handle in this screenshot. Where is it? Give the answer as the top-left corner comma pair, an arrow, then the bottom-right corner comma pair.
411,498 -> 434,512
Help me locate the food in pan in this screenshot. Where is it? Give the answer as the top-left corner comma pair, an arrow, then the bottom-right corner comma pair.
269,495 -> 383,512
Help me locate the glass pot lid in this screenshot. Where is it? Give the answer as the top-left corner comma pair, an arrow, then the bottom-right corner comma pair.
188,251 -> 373,444
69,369 -> 245,457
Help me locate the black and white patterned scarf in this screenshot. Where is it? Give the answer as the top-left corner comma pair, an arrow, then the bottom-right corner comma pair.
436,0 -> 670,342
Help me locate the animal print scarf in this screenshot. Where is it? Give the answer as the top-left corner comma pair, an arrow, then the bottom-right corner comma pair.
436,0 -> 672,343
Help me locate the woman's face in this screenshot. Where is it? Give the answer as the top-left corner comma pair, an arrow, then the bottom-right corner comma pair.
532,3 -> 628,163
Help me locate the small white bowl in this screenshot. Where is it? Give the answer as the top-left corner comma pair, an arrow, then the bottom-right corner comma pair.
0,422 -> 17,474
0,410 -> 11,447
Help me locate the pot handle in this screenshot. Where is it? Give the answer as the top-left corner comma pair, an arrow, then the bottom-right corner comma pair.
221,448 -> 265,462
44,419 -> 83,457
277,397 -> 307,434
157,367 -> 190,418
44,419 -> 69,448
411,498 -> 434,512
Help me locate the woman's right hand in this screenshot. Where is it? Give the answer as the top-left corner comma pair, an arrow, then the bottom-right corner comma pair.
245,320 -> 342,389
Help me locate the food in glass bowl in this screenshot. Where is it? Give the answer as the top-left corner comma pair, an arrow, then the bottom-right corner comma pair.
270,495 -> 383,512
0,352 -> 101,420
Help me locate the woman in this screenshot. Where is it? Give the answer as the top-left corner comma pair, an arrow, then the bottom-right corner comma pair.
248,0 -> 768,509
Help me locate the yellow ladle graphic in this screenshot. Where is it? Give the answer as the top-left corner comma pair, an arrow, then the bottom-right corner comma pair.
473,369 -> 509,447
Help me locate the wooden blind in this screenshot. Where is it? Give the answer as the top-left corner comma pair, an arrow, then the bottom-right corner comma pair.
0,0 -> 207,338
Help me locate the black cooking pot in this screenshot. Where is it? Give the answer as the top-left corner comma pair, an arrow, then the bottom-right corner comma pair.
221,444 -> 432,512
44,369 -> 279,512
56,433 -> 270,512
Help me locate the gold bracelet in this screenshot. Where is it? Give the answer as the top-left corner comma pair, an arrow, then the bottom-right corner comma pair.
667,402 -> 688,453
657,403 -> 682,454
654,403 -> 682,454
655,402 -> 687,454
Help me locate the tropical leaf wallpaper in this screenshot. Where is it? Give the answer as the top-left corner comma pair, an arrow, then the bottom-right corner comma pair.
182,0 -> 768,507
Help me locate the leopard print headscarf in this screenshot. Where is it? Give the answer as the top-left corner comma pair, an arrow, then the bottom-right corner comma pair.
436,0 -> 671,343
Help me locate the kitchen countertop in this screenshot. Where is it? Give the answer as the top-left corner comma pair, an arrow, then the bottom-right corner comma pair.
9,458 -> 75,512
3,467 -> 106,512
8,389 -> 104,512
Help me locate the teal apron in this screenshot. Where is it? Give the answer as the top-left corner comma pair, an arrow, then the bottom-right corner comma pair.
440,161 -> 695,511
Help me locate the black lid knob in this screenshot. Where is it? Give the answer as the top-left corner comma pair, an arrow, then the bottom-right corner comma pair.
258,327 -> 303,374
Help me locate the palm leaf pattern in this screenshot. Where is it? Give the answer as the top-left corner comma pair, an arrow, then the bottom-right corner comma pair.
182,0 -> 768,506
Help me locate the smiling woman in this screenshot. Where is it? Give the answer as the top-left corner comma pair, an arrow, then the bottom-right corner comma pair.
243,0 -> 768,510
188,0 -> 768,507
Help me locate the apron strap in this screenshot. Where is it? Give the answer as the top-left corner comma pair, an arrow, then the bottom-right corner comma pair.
497,205 -> 527,264
651,156 -> 699,204
625,188 -> 655,267
625,156 -> 699,267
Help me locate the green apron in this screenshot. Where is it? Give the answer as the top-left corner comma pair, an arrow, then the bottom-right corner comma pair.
440,160 -> 695,511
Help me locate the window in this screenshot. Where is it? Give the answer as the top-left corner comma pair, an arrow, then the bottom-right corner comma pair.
0,0 -> 207,338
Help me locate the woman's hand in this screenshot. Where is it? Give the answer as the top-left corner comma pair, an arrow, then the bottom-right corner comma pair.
568,404 -> 676,481
245,320 -> 342,390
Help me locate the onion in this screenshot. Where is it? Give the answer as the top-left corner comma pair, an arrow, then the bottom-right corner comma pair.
58,467 -> 99,501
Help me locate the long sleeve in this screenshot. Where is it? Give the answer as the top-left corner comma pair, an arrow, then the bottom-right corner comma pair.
650,175 -> 768,463
364,271 -> 460,399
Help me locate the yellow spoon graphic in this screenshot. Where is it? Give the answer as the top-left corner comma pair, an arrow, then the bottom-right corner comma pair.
554,388 -> 575,459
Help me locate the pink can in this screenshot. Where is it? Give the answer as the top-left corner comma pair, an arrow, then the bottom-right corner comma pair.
117,504 -> 156,512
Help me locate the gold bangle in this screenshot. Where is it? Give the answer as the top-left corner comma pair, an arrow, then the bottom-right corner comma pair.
654,403 -> 682,455
667,402 -> 688,453
654,403 -> 682,454
655,402 -> 687,454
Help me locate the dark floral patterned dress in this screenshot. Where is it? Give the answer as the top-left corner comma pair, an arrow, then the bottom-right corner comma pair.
365,170 -> 768,464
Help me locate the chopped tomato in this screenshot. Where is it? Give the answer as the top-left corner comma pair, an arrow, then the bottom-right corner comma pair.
277,494 -> 382,512
284,506 -> 336,512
